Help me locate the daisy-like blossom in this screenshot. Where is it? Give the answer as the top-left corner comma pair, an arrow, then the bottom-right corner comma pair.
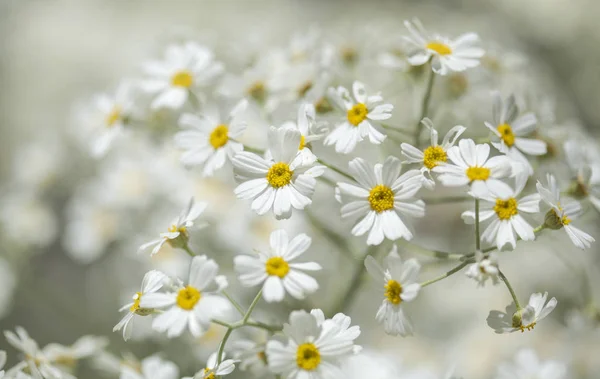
462,173 -> 541,250
536,174 -> 595,249
433,138 -> 513,198
465,251 -> 500,287
174,99 -> 248,176
140,255 -> 230,338
487,292 -> 557,334
401,118 -> 466,189
337,157 -> 425,246
278,103 -> 326,166
140,42 -> 223,109
494,349 -> 568,379
113,270 -> 168,341
232,126 -> 325,220
364,246 -> 421,336
138,198 -> 207,256
230,340 -> 269,377
183,352 -> 237,379
324,81 -> 391,154
234,229 -> 321,303
266,309 -> 361,379
484,93 -> 547,175
42,336 -> 108,374
564,139 -> 600,212
403,18 -> 485,75
120,355 -> 179,379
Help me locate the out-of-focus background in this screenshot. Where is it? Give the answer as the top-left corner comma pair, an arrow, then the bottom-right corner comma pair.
1,1 -> 599,379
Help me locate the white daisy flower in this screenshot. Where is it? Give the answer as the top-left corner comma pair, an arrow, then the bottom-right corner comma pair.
364,246 -> 421,336
184,352 -> 237,379
175,99 -> 248,176
230,340 -> 269,377
265,309 -> 360,379
401,118 -> 466,189
432,138 -> 513,198
536,174 -> 595,249
140,255 -> 230,338
487,291 -> 557,333
138,198 -> 207,256
41,336 -> 108,377
324,81 -> 391,154
234,229 -> 321,303
564,139 -> 600,212
484,93 -> 547,175
140,42 -> 223,109
465,251 -> 500,287
461,173 -> 541,250
278,103 -> 326,166
113,270 -> 168,341
403,18 -> 485,75
120,355 -> 179,379
337,157 -> 425,246
495,349 -> 568,379
232,126 -> 325,220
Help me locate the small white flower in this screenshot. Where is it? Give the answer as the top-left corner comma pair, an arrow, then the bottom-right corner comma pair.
232,126 -> 325,220
120,355 -> 179,379
175,99 -> 248,176
433,138 -> 513,198
364,246 -> 421,336
140,42 -> 223,109
536,174 -> 595,249
184,352 -> 237,379
230,340 -> 269,377
487,292 -> 557,333
113,270 -> 168,341
564,139 -> 600,212
484,93 -> 547,175
278,103 -> 326,166
234,229 -> 321,303
138,198 -> 207,256
401,118 -> 466,189
403,18 -> 485,75
324,81 -> 391,154
465,251 -> 500,287
494,349 -> 568,379
140,255 -> 230,338
266,309 -> 360,379
337,157 -> 425,246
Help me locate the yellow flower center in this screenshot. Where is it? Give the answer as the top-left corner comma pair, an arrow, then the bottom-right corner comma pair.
341,47 -> 358,65
368,185 -> 394,213
347,103 -> 368,126
299,135 -> 306,150
466,166 -> 491,181
257,351 -> 267,364
248,81 -> 267,102
426,41 -> 452,56
384,279 -> 402,305
209,124 -> 229,149
168,224 -> 188,235
298,81 -> 313,98
296,343 -> 321,370
203,368 -> 215,379
497,123 -> 515,147
266,162 -> 293,188
315,97 -> 333,114
494,198 -> 518,220
176,285 -> 201,310
129,292 -> 142,312
171,70 -> 194,88
519,322 -> 536,333
423,145 -> 447,169
265,256 -> 290,278
105,106 -> 122,127
552,209 -> 571,226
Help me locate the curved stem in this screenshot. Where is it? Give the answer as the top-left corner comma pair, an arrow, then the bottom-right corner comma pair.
242,289 -> 263,323
419,260 -> 470,287
183,244 -> 196,257
244,320 -> 282,332
317,159 -> 354,181
216,327 -> 234,366
414,60 -> 436,146
498,270 -> 521,311
222,290 -> 246,316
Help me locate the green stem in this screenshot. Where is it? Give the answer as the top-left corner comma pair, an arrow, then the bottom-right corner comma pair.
316,175 -> 337,187
475,199 -> 481,251
400,240 -> 469,261
222,290 -> 246,316
332,245 -> 379,314
244,320 -> 282,332
183,244 -> 196,257
414,60 -> 436,146
242,289 -> 263,323
380,124 -> 416,138
533,224 -> 546,234
216,327 -> 234,367
317,159 -> 354,181
419,261 -> 470,287
498,270 -> 521,311
211,319 -> 233,328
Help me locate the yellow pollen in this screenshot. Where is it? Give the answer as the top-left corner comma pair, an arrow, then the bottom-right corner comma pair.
314,97 -> 333,114
497,123 -> 515,147
384,279 -> 402,305
209,124 -> 229,149
519,322 -> 536,333
347,103 -> 368,126
105,106 -> 122,127
466,166 -> 491,181
266,162 -> 293,188
203,368 -> 215,379
426,41 -> 452,56
494,198 -> 518,220
265,256 -> 290,278
248,81 -> 267,102
171,70 -> 193,88
368,185 -> 394,213
423,145 -> 447,169
299,135 -> 306,150
176,285 -> 201,310
296,343 -> 321,370
552,209 -> 571,226
129,292 -> 142,312
168,224 -> 187,235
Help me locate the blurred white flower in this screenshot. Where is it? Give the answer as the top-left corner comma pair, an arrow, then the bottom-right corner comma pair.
465,251 -> 499,287
494,349 -> 568,379
230,339 -> 268,377
0,192 -> 58,249
487,291 -> 557,333
42,335 -> 108,375
564,139 -> 600,212
119,355 -> 179,379
184,352 -> 237,379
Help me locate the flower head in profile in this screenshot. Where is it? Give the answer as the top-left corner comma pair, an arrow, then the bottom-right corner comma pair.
403,18 -> 485,75
564,139 -> 600,212
175,99 -> 248,176
364,246 -> 421,336
324,81 -> 391,154
278,103 -> 326,166
465,251 -> 499,287
487,292 -> 557,333
140,42 -> 223,109
266,309 -> 360,379
140,255 -> 230,338
337,157 -> 425,246
232,126 -> 325,220
495,349 -> 568,379
184,352 -> 237,379
113,270 -> 168,341
234,229 -> 321,303
120,355 -> 179,379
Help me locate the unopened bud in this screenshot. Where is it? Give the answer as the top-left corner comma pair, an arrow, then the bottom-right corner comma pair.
544,209 -> 564,230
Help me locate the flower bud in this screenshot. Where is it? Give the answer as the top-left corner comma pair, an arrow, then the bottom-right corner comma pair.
544,209 -> 564,230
